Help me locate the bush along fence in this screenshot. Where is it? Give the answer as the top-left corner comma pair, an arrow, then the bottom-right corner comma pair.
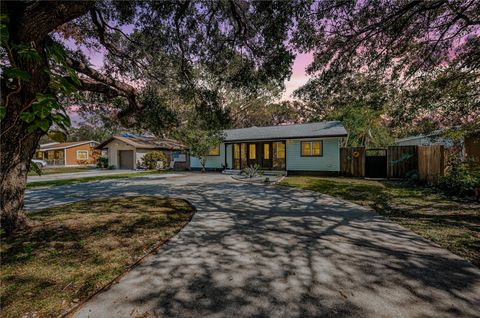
340,145 -> 446,182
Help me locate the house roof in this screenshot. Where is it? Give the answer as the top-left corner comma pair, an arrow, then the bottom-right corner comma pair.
395,129 -> 444,143
97,135 -> 186,150
39,140 -> 99,151
223,121 -> 347,142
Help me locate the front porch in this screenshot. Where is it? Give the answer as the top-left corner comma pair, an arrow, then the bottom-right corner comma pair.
227,141 -> 286,170
35,150 -> 65,166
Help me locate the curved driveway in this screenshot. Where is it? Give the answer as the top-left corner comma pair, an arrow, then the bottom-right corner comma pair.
25,173 -> 480,318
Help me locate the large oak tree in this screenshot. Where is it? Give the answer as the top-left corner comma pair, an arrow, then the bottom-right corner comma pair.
0,0 -> 307,234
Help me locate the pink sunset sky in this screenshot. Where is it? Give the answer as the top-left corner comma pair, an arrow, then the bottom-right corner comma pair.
283,53 -> 313,100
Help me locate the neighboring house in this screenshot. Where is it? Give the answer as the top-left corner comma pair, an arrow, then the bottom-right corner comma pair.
35,141 -> 100,166
395,130 -> 455,147
97,134 -> 188,170
190,121 -> 348,175
395,130 -> 480,163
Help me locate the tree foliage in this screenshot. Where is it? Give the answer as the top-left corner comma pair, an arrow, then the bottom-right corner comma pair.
0,0 -> 308,234
294,0 -> 480,134
179,130 -> 224,172
296,73 -> 394,147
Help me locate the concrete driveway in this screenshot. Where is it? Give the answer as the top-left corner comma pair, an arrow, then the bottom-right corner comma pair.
24,173 -> 480,318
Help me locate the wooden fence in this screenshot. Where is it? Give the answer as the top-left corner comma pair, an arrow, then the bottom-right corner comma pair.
387,145 -> 418,179
418,145 -> 445,183
340,147 -> 365,177
340,145 -> 445,181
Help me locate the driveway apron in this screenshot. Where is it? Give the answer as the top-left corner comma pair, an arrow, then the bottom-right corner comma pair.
24,173 -> 480,318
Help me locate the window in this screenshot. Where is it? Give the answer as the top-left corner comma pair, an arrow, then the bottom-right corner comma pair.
240,144 -> 247,167
77,150 -> 89,160
249,144 -> 256,159
263,144 -> 270,159
208,145 -> 220,156
233,144 -> 240,159
47,151 -> 54,159
301,141 -> 323,157
273,142 -> 285,159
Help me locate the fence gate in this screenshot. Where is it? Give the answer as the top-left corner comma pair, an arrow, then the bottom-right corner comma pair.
340,147 -> 365,177
365,149 -> 387,178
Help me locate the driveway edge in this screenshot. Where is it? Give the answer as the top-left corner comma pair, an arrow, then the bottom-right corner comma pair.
61,198 -> 197,318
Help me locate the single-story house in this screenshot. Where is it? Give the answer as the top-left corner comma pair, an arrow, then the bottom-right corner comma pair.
34,141 -> 100,166
97,134 -> 188,170
190,121 -> 348,175
395,130 -> 480,163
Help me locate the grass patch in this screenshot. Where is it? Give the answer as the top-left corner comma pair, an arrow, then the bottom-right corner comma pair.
280,176 -> 480,267
28,167 -> 95,176
0,196 -> 195,318
27,171 -> 169,188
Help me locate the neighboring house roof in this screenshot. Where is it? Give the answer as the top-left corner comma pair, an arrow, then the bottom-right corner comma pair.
223,121 -> 347,142
39,140 -> 99,151
395,129 -> 444,144
97,135 -> 186,150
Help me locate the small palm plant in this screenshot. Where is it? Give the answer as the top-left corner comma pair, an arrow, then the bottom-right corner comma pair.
242,164 -> 261,178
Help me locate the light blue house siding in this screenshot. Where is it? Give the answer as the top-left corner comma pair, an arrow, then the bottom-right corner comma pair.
190,143 -> 226,169
191,139 -> 341,171
226,144 -> 232,168
286,138 -> 341,171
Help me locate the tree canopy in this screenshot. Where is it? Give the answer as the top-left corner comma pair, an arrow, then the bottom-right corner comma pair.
294,0 -> 479,134
0,0 -> 308,233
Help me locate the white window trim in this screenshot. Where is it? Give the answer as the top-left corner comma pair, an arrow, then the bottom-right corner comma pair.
76,150 -> 89,160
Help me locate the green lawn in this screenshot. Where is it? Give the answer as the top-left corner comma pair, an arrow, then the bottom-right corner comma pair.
280,176 -> 480,267
27,170 -> 169,188
28,166 -> 95,176
0,196 -> 194,318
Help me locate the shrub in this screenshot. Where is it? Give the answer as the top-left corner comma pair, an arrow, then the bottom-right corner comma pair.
107,165 -> 115,170
436,154 -> 480,197
97,157 -> 108,168
242,164 -> 261,178
142,151 -> 168,170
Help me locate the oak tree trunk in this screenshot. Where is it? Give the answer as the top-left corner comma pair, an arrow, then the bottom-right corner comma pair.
1,39 -> 50,234
0,120 -> 43,234
1,1 -> 102,234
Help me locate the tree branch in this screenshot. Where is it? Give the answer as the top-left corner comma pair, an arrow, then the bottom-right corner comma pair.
5,1 -> 94,43
65,57 -> 140,123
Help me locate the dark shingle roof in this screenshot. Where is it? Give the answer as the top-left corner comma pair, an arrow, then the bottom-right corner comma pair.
224,121 -> 347,142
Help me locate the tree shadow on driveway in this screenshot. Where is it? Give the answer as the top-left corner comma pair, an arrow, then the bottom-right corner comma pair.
25,175 -> 480,318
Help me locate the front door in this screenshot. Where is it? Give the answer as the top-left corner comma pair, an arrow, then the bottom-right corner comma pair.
261,142 -> 272,169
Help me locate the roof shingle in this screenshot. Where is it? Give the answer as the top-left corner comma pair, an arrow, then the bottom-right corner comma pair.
224,121 -> 347,142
